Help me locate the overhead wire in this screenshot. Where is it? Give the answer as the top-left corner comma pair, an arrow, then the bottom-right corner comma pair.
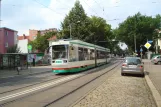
55,0 -> 72,9
93,0 -> 109,18
32,0 -> 64,16
82,0 -> 99,16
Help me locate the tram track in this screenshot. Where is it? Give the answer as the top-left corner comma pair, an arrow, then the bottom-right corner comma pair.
0,74 -> 65,95
43,61 -> 122,107
0,60 -> 120,106
0,60 -> 116,95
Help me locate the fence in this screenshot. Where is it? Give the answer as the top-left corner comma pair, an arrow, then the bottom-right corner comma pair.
0,53 -> 28,70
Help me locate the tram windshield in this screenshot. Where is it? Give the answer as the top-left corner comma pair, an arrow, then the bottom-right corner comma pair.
52,45 -> 68,59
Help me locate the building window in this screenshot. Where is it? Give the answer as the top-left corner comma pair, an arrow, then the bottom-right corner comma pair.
6,31 -> 8,36
5,43 -> 8,47
33,36 -> 37,40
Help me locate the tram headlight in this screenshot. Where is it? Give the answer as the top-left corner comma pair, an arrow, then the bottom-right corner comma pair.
63,60 -> 67,63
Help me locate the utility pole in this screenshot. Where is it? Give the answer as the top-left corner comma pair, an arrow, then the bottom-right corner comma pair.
134,16 -> 137,53
134,33 -> 136,53
69,24 -> 72,39
156,33 -> 159,53
147,38 -> 149,52
94,35 -> 97,67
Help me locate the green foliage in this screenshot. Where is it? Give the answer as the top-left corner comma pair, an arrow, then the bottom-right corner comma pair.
7,44 -> 21,53
28,31 -> 58,52
87,16 -> 112,47
61,0 -> 113,48
61,0 -> 90,40
115,12 -> 161,52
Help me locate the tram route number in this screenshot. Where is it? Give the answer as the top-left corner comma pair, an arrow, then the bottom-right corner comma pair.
56,60 -> 62,63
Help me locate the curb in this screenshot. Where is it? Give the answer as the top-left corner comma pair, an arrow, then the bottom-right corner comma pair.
144,70 -> 161,107
0,70 -> 51,79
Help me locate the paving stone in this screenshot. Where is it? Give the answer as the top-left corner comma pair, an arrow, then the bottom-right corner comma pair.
73,68 -> 156,107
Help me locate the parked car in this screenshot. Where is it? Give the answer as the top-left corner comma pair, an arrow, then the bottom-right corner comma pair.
151,55 -> 161,65
121,57 -> 144,76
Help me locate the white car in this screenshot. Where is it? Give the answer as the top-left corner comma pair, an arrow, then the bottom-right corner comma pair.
151,55 -> 161,65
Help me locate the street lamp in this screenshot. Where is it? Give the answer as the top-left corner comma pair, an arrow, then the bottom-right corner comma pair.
155,29 -> 161,53
69,21 -> 81,39
134,16 -> 137,53
134,15 -> 142,53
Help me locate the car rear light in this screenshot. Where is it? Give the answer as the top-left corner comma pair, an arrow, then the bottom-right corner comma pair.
122,64 -> 127,66
140,65 -> 143,69
154,59 -> 157,62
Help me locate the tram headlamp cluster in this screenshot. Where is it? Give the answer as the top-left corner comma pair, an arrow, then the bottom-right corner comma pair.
63,60 -> 67,63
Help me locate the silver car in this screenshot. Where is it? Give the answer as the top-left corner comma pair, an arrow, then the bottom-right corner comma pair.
121,57 -> 144,76
151,55 -> 161,65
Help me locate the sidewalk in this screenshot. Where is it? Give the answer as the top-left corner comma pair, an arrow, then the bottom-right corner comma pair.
143,59 -> 161,107
0,66 -> 53,79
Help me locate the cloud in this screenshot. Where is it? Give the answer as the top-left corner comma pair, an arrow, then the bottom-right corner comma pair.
1,0 -> 161,35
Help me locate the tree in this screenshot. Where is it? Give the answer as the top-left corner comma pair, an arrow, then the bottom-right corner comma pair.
7,44 -> 21,53
28,31 -> 57,52
61,0 -> 114,49
87,16 -> 112,48
115,12 -> 161,53
61,0 -> 90,40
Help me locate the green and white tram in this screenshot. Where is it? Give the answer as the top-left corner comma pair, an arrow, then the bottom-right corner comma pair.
48,39 -> 110,73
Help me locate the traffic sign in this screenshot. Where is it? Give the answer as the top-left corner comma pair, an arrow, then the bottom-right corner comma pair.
28,45 -> 32,50
140,48 -> 143,52
148,40 -> 153,44
144,42 -> 151,49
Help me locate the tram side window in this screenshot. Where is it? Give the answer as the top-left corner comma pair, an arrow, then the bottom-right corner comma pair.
107,52 -> 110,58
69,46 -> 77,62
97,50 -> 100,59
84,48 -> 89,60
90,49 -> 95,60
78,47 -> 84,61
100,51 -> 102,59
101,51 -> 105,59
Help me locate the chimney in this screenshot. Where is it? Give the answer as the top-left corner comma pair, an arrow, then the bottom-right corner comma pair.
23,34 -> 26,39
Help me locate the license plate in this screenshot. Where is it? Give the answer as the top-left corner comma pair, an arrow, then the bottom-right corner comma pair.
129,65 -> 136,68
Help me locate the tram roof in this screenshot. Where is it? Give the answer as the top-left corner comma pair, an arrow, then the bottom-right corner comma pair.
53,39 -> 110,52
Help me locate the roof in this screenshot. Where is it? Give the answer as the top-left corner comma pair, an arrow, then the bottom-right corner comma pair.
18,36 -> 30,40
0,27 -> 18,32
48,36 -> 57,41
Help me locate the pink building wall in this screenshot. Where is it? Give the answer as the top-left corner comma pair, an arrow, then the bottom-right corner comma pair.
0,27 -> 18,54
0,29 -> 4,53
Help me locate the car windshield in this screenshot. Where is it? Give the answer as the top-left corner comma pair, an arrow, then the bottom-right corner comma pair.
125,57 -> 141,65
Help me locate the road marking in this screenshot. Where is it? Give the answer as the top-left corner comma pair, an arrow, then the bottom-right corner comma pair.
0,74 -> 83,102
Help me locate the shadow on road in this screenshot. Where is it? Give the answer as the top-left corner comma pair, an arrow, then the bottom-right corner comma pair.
123,74 -> 145,78
144,71 -> 150,75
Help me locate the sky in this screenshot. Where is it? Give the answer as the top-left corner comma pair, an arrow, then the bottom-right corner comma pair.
1,0 -> 161,49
